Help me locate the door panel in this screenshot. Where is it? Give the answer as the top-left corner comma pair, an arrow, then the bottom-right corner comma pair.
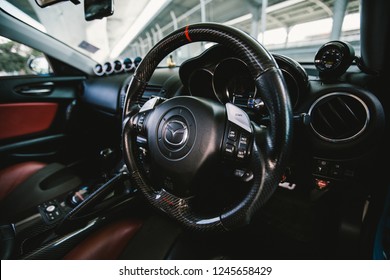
0,75 -> 85,168
0,102 -> 58,140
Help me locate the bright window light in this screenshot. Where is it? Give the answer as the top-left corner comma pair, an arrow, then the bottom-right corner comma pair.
258,27 -> 288,46
110,0 -> 171,59
342,13 -> 360,31
288,17 -> 333,42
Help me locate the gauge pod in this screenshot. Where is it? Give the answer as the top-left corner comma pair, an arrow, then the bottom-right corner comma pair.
134,56 -> 142,67
103,61 -> 114,75
314,40 -> 355,78
93,63 -> 104,76
123,57 -> 133,71
113,59 -> 123,73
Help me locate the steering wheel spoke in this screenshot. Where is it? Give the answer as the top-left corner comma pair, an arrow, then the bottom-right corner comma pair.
222,103 -> 254,161
220,103 -> 257,183
153,188 -> 191,213
131,97 -> 163,131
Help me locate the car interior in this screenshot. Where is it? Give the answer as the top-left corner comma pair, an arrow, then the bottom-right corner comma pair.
0,0 -> 389,260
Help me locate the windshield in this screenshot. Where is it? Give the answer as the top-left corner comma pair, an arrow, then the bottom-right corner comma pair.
1,0 -> 360,66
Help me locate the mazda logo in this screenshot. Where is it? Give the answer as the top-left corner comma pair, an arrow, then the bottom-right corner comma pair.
163,120 -> 188,148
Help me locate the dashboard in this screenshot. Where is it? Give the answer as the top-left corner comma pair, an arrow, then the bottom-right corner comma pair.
82,41 -> 385,193
78,40 -> 386,253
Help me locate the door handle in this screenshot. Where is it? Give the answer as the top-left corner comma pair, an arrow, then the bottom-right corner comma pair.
14,82 -> 54,96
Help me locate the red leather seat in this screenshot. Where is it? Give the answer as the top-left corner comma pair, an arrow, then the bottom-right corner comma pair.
63,218 -> 143,260
0,161 -> 46,201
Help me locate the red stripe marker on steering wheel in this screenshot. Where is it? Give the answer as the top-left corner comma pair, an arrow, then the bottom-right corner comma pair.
184,25 -> 192,42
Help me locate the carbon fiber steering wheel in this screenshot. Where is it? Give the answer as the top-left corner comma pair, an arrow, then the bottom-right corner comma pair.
122,23 -> 292,231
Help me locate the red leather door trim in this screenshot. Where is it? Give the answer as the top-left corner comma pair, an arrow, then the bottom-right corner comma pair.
0,103 -> 58,140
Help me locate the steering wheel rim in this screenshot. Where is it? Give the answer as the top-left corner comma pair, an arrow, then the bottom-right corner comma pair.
122,23 -> 292,231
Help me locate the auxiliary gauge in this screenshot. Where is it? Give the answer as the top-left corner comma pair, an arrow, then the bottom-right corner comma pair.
314,41 -> 355,78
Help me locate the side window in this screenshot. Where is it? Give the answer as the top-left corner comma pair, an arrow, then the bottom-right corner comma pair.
0,36 -> 53,76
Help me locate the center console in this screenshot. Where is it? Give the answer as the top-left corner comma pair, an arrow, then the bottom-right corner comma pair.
0,159 -> 138,259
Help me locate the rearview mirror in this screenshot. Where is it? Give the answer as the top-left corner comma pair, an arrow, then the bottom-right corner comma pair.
84,0 -> 114,21
35,0 -> 80,8
35,0 -> 113,21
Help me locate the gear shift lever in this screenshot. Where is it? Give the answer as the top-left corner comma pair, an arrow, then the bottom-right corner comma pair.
99,148 -> 115,180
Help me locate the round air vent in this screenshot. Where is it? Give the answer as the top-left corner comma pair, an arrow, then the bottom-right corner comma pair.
308,92 -> 370,143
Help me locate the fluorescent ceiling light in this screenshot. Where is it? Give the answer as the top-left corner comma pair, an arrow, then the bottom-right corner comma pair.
110,0 -> 171,59
224,13 -> 252,26
224,0 -> 305,26
266,0 -> 305,13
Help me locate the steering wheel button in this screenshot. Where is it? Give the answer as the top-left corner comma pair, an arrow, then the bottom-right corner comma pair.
317,159 -> 328,166
234,169 -> 245,178
228,128 -> 238,141
225,143 -> 235,156
237,148 -> 246,159
243,171 -> 254,182
315,166 -> 328,175
137,114 -> 146,131
46,205 -> 56,213
136,136 -> 147,145
330,168 -> 342,177
239,135 -> 248,145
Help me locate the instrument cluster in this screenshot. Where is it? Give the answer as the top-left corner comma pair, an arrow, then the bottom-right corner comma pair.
179,44 -> 308,114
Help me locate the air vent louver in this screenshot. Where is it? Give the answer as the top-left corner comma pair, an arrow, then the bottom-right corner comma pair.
309,93 -> 369,142
120,84 -> 164,109
137,85 -> 163,106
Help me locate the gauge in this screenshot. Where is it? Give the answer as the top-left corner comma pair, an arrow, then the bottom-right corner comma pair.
103,61 -> 114,75
134,56 -> 142,67
113,59 -> 124,73
225,74 -> 254,102
213,58 -> 257,108
123,57 -> 133,71
314,41 -> 355,78
93,63 -> 104,76
113,59 -> 123,73
273,53 -> 308,109
316,48 -> 343,71
188,68 -> 214,99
